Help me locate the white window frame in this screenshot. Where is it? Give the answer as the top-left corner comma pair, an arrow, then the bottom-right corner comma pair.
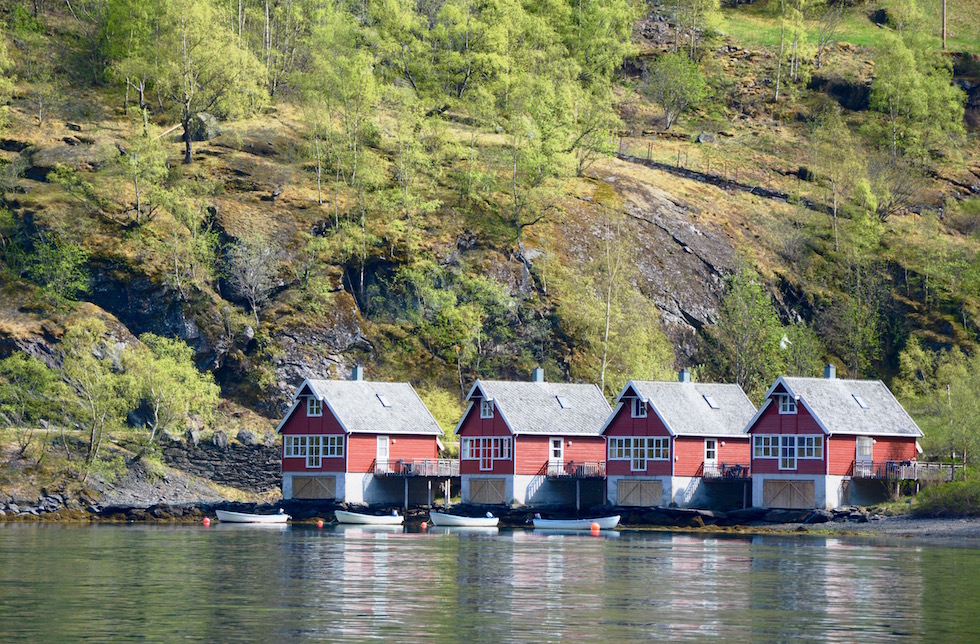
461,437 -> 512,467
608,437 -> 668,470
798,435 -> 823,459
632,398 -> 648,418
307,397 -> 322,417
324,435 -> 344,458
650,437 -> 670,461
753,435 -> 778,458
480,399 -> 494,419
705,439 -> 717,462
779,435 -> 797,470
779,395 -> 797,415
307,435 -> 322,468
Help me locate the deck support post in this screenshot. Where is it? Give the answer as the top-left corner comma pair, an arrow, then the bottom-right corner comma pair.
427,479 -> 432,507
404,478 -> 409,510
576,480 -> 581,512
444,479 -> 450,509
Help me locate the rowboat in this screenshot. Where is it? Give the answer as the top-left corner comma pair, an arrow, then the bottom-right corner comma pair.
215,509 -> 290,524
335,510 -> 404,525
429,512 -> 499,527
531,515 -> 620,530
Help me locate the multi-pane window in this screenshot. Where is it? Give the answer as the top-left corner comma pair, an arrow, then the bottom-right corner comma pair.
307,397 -> 322,416
632,398 -> 648,418
609,437 -> 669,471
779,436 -> 797,469
779,395 -> 797,414
753,435 -> 777,458
798,435 -> 823,459
461,437 -> 511,461
754,434 -> 823,465
705,439 -> 717,461
480,399 -> 494,419
284,435 -> 344,463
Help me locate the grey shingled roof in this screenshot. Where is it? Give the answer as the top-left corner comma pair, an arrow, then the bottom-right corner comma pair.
777,377 -> 923,437
469,380 -> 612,436
625,381 -> 756,437
303,380 -> 443,435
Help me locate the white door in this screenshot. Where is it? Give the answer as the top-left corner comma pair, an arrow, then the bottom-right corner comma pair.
704,439 -> 717,475
855,436 -> 873,477
549,437 -> 564,475
377,435 -> 390,473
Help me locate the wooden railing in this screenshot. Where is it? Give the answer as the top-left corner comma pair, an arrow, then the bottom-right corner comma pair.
701,463 -> 751,480
545,461 -> 606,479
850,460 -> 955,482
374,459 -> 459,477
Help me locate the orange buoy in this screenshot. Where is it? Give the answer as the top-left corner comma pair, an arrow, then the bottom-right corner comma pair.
420,521 -> 427,530
203,517 -> 211,527
317,519 -> 324,529
590,522 -> 600,532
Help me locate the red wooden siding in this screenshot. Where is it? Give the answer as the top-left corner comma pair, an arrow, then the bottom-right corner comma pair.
874,436 -> 917,462
515,435 -> 605,475
280,396 -> 346,436
457,400 -> 515,475
672,436 -> 751,477
828,435 -> 856,475
719,438 -> 751,467
604,402 -> 672,476
749,401 -> 826,475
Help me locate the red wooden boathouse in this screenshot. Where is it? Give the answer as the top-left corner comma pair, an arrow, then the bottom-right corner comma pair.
454,368 -> 611,508
277,367 -> 454,506
601,369 -> 756,508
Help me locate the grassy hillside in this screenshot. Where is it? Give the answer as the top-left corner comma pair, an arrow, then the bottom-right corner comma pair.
0,0 -> 977,491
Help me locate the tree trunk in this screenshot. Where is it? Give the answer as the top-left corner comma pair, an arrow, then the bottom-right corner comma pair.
183,117 -> 193,164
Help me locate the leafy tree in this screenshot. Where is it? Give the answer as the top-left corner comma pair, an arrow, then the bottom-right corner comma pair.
227,234 -> 281,325
560,0 -> 638,84
672,0 -> 722,60
868,33 -> 965,158
700,266 -> 784,401
0,354 -> 68,455
643,52 -> 706,130
152,0 -> 267,163
61,318 -> 135,466
780,321 -> 823,377
128,333 -> 220,445
810,106 -> 862,251
26,234 -> 90,307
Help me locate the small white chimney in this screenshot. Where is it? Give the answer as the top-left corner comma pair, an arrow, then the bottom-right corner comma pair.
824,364 -> 836,380
532,367 -> 545,383
678,368 -> 691,383
352,365 -> 364,381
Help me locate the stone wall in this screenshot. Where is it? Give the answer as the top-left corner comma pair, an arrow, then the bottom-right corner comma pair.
161,435 -> 281,494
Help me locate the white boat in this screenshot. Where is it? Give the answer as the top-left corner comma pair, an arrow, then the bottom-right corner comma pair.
429,512 -> 499,527
531,515 -> 620,530
335,510 -> 405,525
215,509 -> 290,524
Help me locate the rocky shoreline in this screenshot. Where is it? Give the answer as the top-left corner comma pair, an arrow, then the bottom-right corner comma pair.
3,495 -> 978,541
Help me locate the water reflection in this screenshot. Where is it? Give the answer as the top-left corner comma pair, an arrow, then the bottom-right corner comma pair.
0,525 -> 977,641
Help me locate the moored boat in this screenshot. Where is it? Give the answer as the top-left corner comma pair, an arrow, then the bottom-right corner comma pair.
531,515 -> 620,530
429,512 -> 499,527
215,509 -> 290,524
335,510 -> 405,525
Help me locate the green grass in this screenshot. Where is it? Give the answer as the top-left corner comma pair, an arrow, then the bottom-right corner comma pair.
913,478 -> 980,517
722,0 -> 980,55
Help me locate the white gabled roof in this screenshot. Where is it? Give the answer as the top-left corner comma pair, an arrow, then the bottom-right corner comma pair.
458,379 -> 611,436
608,380 -> 756,437
762,376 -> 923,438
280,379 -> 443,436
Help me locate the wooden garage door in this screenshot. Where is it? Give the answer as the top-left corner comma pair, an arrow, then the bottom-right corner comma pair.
292,476 -> 336,500
469,479 -> 506,504
763,480 -> 815,509
618,480 -> 662,507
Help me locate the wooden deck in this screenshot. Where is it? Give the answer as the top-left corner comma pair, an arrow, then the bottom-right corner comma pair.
850,460 -> 955,482
701,463 -> 752,480
373,458 -> 460,477
545,461 -> 606,479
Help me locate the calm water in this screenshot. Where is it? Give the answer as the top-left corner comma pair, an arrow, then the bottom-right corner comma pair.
1,524 -> 978,641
